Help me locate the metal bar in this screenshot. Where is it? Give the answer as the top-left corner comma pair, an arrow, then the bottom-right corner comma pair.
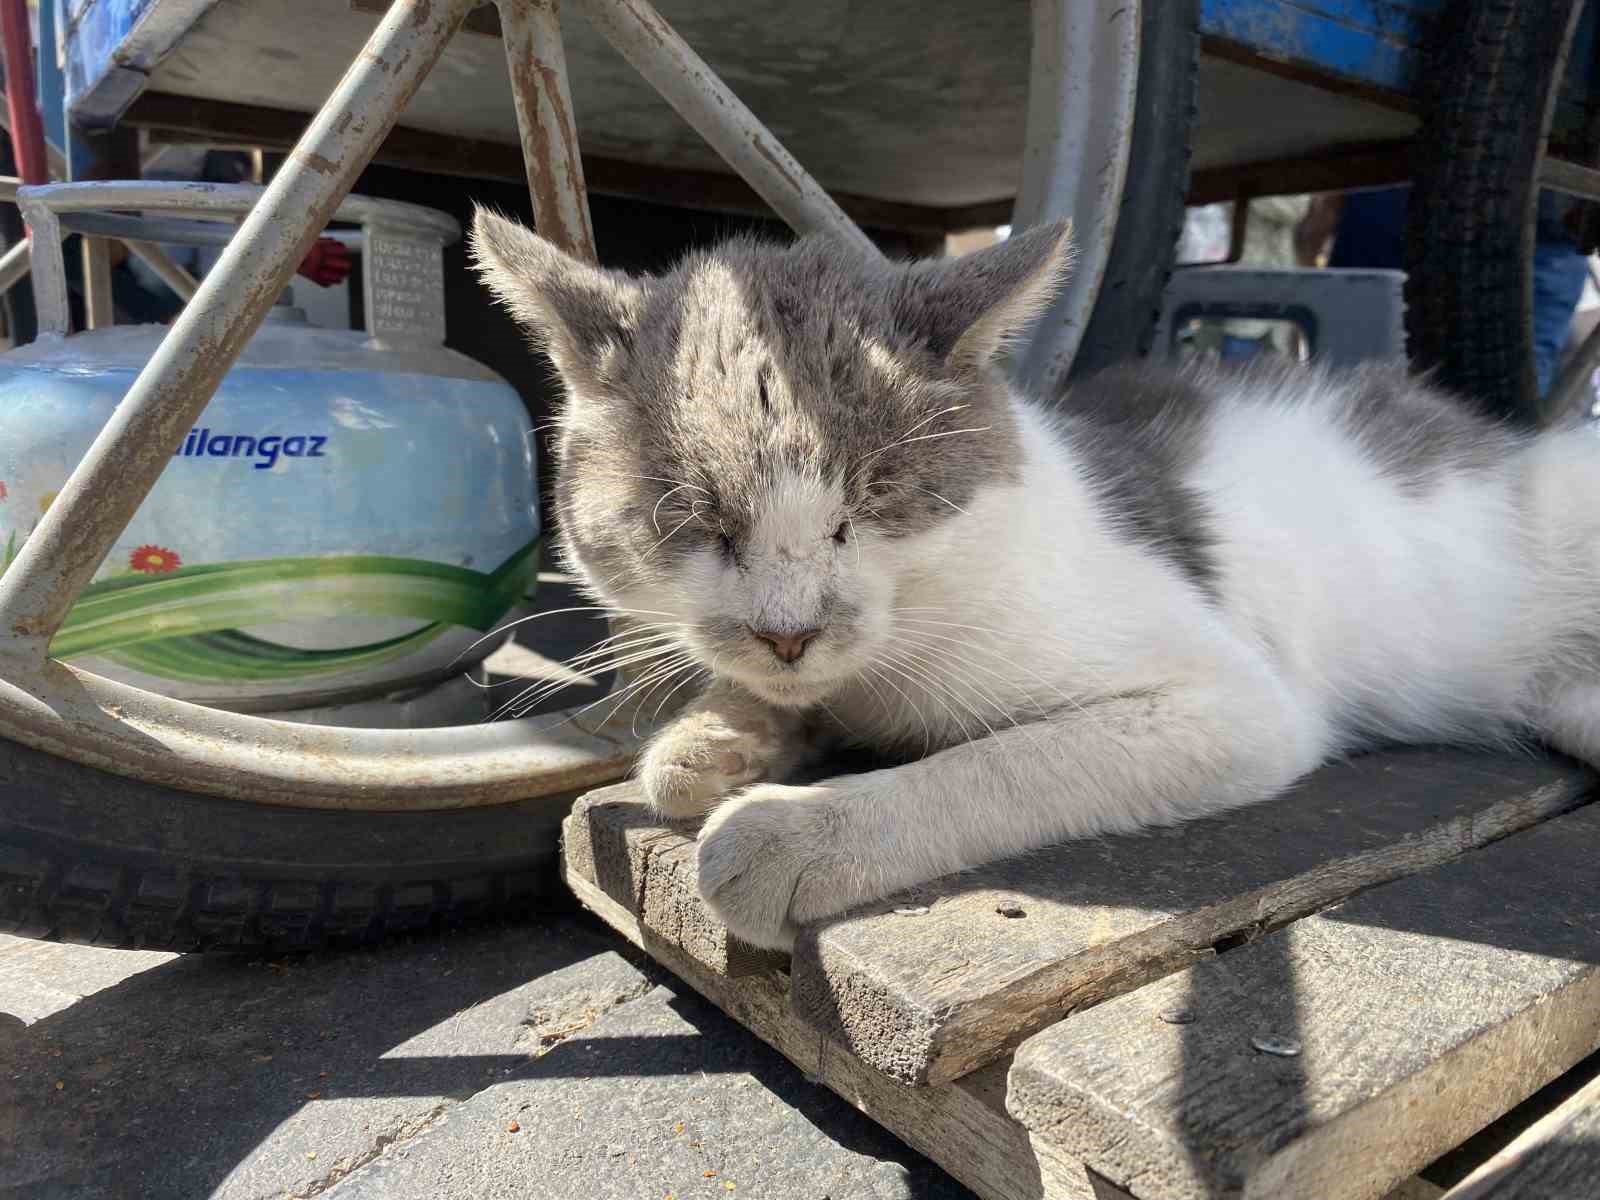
19,198 -> 70,335
18,179 -> 458,239
59,211 -> 247,247
578,0 -> 877,257
81,236 -> 114,328
1540,156 -> 1600,202
0,237 -> 29,296
121,239 -> 199,300
0,0 -> 477,652
1544,318 -> 1600,424
0,0 -> 50,193
498,0 -> 597,260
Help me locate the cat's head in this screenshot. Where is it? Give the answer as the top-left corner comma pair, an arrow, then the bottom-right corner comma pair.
471,210 -> 1071,709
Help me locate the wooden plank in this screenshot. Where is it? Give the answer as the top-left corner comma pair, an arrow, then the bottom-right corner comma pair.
563,790 -> 1460,1200
561,792 -> 1060,1200
790,750 -> 1593,1087
562,783 -> 788,978
1441,1073 -> 1600,1199
1006,802 -> 1600,1200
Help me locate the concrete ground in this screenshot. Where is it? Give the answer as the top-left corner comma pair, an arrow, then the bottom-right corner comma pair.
0,913 -> 978,1200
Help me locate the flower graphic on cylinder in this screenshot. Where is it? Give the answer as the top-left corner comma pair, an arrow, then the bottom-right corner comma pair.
129,545 -> 182,574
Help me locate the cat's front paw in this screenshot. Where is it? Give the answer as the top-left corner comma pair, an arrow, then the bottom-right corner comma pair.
695,783 -> 870,950
638,711 -> 773,819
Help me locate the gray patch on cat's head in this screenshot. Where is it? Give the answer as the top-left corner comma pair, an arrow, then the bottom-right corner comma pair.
1333,360 -> 1523,493
1059,363 -> 1221,598
470,211 -> 1073,704
471,209 -> 1069,569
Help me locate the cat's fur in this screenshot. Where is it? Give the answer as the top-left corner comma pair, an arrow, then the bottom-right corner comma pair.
472,209 -> 1600,950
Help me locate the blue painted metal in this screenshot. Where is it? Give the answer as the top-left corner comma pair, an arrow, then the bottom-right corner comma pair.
59,0 -> 158,121
1202,0 -> 1596,148
38,1 -> 96,179
1199,0 -> 1440,96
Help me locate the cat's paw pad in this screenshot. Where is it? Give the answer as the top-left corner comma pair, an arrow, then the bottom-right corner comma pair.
638,717 -> 770,818
695,784 -> 853,950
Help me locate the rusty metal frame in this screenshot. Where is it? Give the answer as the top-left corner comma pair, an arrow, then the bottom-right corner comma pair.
0,0 -> 1121,809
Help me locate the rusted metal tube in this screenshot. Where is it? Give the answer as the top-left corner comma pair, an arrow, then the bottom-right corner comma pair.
81,237 -> 114,329
0,0 -> 477,653
0,236 -> 29,295
0,0 -> 49,195
499,0 -> 597,261
578,0 -> 876,257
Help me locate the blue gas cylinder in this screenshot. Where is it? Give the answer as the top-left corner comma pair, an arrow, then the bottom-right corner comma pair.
0,191 -> 539,712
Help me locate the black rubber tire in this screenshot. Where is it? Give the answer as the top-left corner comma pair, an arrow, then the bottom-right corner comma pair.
0,733 -> 578,952
1403,0 -> 1586,424
1067,0 -> 1200,381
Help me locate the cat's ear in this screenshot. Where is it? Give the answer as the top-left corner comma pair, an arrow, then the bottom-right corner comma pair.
469,207 -> 645,392
897,222 -> 1073,370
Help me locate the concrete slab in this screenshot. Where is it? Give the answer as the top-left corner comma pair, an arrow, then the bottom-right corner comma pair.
0,917 -> 974,1199
324,982 -> 974,1200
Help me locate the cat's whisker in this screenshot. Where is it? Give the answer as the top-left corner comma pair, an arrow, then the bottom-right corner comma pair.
863,660 -> 933,759
516,654 -> 695,732
847,425 -> 993,489
488,637 -> 689,722
532,652 -> 687,725
888,614 -> 1123,689
870,480 -> 971,516
891,624 -> 1075,718
887,640 -> 1060,772
871,652 -> 971,749
450,604 -> 686,664
814,694 -> 858,742
892,403 -> 970,443
846,405 -> 969,480
849,661 -> 897,724
878,642 -> 1008,746
500,641 -> 688,715
651,482 -> 706,535
889,635 -> 1037,726
643,662 -> 711,732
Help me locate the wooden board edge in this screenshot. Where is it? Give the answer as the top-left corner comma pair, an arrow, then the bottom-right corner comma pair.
912,777 -> 1595,1087
562,862 -> 1076,1200
1260,970 -> 1600,1198
1438,1070 -> 1600,1199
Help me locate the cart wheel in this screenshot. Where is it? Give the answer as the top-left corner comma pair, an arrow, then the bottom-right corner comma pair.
1404,0 -> 1588,423
1012,0 -> 1199,392
0,734 -> 577,952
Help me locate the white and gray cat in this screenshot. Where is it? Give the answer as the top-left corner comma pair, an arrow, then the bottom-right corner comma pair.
472,209 -> 1600,950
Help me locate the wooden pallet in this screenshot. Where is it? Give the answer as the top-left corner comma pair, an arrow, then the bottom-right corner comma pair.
560,748 -> 1600,1200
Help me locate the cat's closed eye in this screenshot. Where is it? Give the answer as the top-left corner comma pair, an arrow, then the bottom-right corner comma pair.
832,522 -> 849,545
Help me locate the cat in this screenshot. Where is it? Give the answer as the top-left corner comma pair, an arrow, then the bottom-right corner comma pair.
471,208 -> 1600,951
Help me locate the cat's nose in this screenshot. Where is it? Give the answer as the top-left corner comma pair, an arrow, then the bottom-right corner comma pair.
749,626 -> 820,664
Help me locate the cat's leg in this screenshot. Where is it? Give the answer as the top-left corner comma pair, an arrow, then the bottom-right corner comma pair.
696,656 -> 1329,948
638,678 -> 826,818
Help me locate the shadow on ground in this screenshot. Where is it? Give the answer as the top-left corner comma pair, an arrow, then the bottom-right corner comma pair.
0,913 -> 975,1200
